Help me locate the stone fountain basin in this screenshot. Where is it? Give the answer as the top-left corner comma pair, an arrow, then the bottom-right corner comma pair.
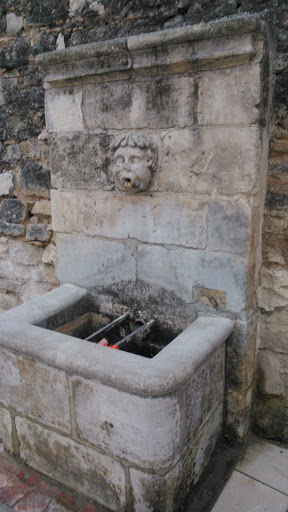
0,284 -> 233,511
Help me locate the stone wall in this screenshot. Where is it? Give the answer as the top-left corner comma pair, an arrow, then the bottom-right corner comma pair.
0,0 -> 287,442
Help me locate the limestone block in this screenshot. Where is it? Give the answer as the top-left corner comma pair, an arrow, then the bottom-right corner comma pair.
20,281 -> 56,303
197,65 -> 261,125
225,385 -> 253,442
3,144 -> 22,161
180,346 -> 225,446
0,221 -> 25,236
56,234 -> 137,289
0,406 -> 13,453
257,350 -> 288,397
254,395 -> 288,444
16,418 -> 126,511
0,199 -> 26,223
50,133 -> 113,190
130,460 -> 180,512
45,88 -> 84,133
6,13 -> 23,36
208,200 -> 250,254
42,244 -> 56,265
226,315 -> 258,393
0,258 -> 58,285
258,268 -> 288,311
73,377 -> 181,469
130,403 -> 223,512
5,240 -> 43,265
51,191 -> 79,233
69,0 -> 85,13
159,126 -> 260,196
53,190 -> 207,249
0,292 -> 19,309
0,349 -> 71,433
0,171 -> 15,196
26,223 -> 50,242
20,162 -> 51,198
137,244 -> 246,312
260,309 -> 288,354
31,200 -> 51,216
82,76 -> 194,130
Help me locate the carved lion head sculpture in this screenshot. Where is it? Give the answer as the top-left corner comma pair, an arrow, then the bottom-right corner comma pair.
111,134 -> 157,192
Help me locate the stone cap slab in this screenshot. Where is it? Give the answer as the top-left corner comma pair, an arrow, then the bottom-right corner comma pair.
0,284 -> 234,396
36,14 -> 269,86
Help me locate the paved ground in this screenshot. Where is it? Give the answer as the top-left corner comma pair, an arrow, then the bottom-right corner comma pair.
0,435 -> 287,511
212,435 -> 288,512
0,443 -> 101,512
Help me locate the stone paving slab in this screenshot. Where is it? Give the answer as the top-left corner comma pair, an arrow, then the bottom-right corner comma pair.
211,471 -> 288,512
0,444 -> 105,512
237,435 -> 288,496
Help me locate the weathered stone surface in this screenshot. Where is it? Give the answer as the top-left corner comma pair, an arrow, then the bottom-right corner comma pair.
0,349 -> 70,433
130,457 -> 180,512
0,199 -> 26,223
197,65 -> 261,125
0,258 -> 58,285
259,309 -> 288,354
130,403 -> 223,512
6,13 -> 23,36
137,244 -> 246,312
45,88 -> 84,133
3,144 -> 22,162
257,350 -> 288,397
0,38 -> 30,70
181,345 -> 225,447
0,171 -> 15,196
159,126 -> 260,196
225,385 -> 253,442
52,190 -> 207,249
16,418 -> 126,511
208,200 -> 250,254
3,240 -> 43,266
0,406 -> 13,453
28,0 -> 68,26
42,244 -> 56,265
82,76 -> 195,130
20,162 -> 51,198
254,395 -> 288,443
0,292 -> 19,309
31,200 -> 51,216
50,133 -> 113,190
258,268 -> 288,311
0,221 -> 25,237
74,377 -> 181,469
0,278 -> 21,294
26,223 -> 50,242
56,234 -> 137,288
230,315 -> 257,384
20,281 -> 56,303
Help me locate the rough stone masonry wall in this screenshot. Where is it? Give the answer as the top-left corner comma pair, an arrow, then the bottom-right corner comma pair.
0,0 -> 287,442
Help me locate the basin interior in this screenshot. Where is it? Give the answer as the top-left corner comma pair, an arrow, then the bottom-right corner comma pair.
53,311 -> 180,358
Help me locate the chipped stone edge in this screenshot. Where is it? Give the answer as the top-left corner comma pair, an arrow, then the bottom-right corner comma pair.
0,284 -> 234,397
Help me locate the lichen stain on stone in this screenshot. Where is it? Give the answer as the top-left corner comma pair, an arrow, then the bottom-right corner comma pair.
254,394 -> 288,443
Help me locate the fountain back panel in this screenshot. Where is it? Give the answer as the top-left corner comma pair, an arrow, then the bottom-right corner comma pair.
0,14 -> 273,512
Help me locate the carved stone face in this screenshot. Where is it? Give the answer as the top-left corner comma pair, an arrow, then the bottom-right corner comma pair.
112,146 -> 154,192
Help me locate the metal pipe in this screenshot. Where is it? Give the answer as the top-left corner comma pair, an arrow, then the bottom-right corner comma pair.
85,313 -> 128,342
115,320 -> 155,348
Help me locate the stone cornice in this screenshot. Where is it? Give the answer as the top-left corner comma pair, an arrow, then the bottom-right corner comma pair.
36,14 -> 269,87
